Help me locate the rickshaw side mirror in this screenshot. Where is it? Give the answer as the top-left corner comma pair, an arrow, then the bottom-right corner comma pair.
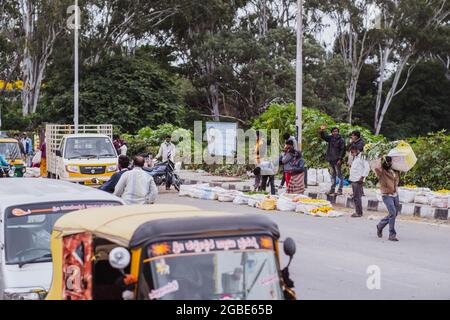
109,247 -> 131,270
283,237 -> 296,258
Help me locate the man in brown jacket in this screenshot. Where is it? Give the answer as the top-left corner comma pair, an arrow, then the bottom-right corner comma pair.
374,156 -> 400,241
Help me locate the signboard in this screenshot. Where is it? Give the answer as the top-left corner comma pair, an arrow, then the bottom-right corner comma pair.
148,236 -> 274,258
205,122 -> 237,157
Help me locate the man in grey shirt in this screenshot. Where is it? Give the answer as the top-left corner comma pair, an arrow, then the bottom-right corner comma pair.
114,155 -> 158,204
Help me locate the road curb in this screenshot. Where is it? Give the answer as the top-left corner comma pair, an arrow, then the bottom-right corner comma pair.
180,178 -> 449,221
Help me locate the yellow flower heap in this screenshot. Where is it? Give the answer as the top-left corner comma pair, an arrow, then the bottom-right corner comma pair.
310,206 -> 333,214
294,198 -> 329,204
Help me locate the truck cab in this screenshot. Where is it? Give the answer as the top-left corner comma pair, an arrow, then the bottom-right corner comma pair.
45,125 -> 118,185
52,134 -> 118,184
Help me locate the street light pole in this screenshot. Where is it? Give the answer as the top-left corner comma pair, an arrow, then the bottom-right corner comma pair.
74,0 -> 79,134
296,0 -> 303,150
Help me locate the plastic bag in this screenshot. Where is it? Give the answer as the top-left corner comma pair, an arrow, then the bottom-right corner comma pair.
179,185 -> 196,197
276,197 -> 297,212
295,203 -> 321,214
398,188 -> 417,203
248,194 -> 267,208
32,150 -> 42,165
387,141 -> 417,172
218,191 -> 242,202
233,195 -> 250,205
321,169 -> 331,183
307,169 -> 318,186
260,197 -> 277,210
319,182 -> 332,194
430,195 -> 448,208
414,191 -> 431,205
317,170 -> 324,184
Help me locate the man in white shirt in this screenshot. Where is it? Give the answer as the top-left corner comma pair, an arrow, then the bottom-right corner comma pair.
156,135 -> 176,162
114,155 -> 158,205
349,146 -> 370,217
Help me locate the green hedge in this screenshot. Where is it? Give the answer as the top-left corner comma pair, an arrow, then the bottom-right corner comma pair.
253,103 -> 449,190
404,131 -> 449,190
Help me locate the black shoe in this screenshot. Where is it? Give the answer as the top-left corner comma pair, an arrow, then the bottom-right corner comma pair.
377,226 -> 383,238
351,213 -> 362,218
336,191 -> 343,196
327,191 -> 336,195
388,235 -> 399,242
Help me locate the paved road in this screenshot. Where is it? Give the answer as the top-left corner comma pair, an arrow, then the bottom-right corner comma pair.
158,193 -> 450,300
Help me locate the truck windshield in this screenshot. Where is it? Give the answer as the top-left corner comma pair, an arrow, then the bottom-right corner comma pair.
0,142 -> 21,160
140,236 -> 283,300
64,137 -> 116,159
5,200 -> 121,265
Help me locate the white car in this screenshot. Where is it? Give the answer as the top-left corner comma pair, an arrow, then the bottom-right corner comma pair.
0,178 -> 124,300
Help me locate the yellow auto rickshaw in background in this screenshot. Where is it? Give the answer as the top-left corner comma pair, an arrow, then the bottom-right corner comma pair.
0,138 -> 26,177
46,204 -> 297,300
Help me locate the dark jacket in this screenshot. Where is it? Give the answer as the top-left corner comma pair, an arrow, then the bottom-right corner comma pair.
99,169 -> 128,193
320,131 -> 345,162
348,138 -> 365,152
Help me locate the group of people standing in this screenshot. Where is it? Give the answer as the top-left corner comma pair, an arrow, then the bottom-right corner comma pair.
253,126 -> 401,241
320,125 -> 400,241
253,131 -> 306,195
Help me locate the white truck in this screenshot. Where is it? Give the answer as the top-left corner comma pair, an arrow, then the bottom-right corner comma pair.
45,124 -> 118,185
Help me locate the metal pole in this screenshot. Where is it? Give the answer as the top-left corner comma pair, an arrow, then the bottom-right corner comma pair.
74,0 -> 79,134
295,0 -> 303,150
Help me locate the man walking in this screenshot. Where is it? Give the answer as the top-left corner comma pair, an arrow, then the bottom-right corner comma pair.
100,155 -> 130,193
349,146 -> 369,217
114,155 -> 158,205
375,156 -> 401,242
319,125 -> 345,195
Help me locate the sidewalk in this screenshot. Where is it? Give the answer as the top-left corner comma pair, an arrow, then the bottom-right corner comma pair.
177,170 -> 450,221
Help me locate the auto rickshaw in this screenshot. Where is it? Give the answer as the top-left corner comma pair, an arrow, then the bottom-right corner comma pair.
0,138 -> 26,177
46,204 -> 297,300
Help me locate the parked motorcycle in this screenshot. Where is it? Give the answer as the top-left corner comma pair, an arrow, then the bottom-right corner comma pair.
142,159 -> 181,191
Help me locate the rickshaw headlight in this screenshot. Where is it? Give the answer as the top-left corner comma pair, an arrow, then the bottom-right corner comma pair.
3,288 -> 43,300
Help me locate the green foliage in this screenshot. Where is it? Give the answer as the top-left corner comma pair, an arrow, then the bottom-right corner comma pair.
253,103 -> 385,168
403,131 -> 450,190
38,55 -> 184,133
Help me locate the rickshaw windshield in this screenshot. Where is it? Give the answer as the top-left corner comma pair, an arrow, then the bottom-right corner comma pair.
140,236 -> 283,300
0,142 -> 21,160
4,200 -> 121,265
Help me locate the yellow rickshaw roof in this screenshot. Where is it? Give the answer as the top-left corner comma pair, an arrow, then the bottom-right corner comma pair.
53,204 -> 280,247
0,138 -> 19,143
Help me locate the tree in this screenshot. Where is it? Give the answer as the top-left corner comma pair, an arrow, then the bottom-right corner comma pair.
379,61 -> 450,138
373,0 -> 450,135
38,54 -> 184,133
0,0 -> 71,116
316,0 -> 377,124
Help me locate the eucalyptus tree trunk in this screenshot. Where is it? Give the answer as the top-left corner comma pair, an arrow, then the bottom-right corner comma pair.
19,0 -> 60,115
